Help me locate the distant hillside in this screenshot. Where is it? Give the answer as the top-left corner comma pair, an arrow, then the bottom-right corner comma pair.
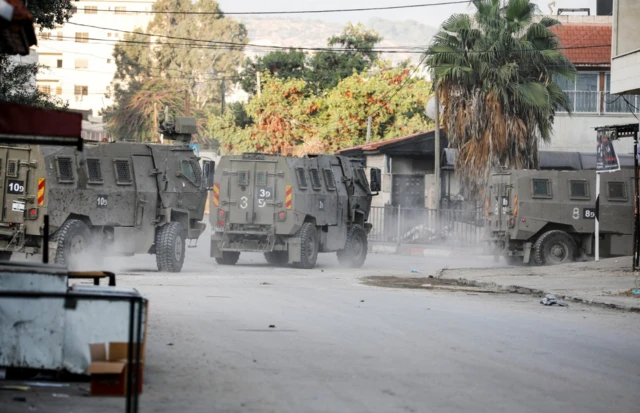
239,17 -> 437,63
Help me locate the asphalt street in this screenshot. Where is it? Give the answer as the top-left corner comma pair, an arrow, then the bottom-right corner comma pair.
3,232 -> 640,413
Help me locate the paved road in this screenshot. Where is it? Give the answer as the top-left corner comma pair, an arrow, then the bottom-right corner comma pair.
4,234 -> 640,413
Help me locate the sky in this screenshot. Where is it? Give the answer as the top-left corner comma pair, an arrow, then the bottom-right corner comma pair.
216,0 -> 600,27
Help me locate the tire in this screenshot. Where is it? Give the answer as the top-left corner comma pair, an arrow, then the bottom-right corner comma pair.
215,251 -> 240,265
0,251 -> 12,261
533,230 -> 577,266
293,222 -> 318,269
264,251 -> 288,266
337,225 -> 368,268
52,219 -> 92,269
156,222 -> 186,272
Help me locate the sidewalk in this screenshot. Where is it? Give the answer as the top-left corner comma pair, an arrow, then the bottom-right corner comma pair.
438,257 -> 640,311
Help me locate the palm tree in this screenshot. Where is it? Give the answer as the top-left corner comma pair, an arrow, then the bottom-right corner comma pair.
425,0 -> 575,197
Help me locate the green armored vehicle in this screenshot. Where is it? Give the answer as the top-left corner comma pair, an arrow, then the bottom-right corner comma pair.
485,169 -> 634,265
210,153 -> 381,268
0,117 -> 214,272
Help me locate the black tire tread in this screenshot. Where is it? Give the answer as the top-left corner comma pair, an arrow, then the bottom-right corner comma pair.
215,251 -> 240,265
156,221 -> 185,272
264,251 -> 288,266
337,225 -> 368,268
292,222 -> 318,269
533,230 -> 576,266
52,219 -> 90,267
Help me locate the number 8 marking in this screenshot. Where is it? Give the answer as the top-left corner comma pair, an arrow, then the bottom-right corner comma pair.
572,207 -> 580,220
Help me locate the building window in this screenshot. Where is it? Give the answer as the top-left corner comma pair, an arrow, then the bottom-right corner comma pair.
57,31 -> 63,41
56,86 -> 62,95
532,178 -> 552,198
75,59 -> 88,69
38,85 -> 51,94
604,73 -> 640,114
41,32 -> 51,40
74,85 -> 88,96
87,159 -> 103,183
555,73 -> 599,113
71,6 -> 77,14
84,6 -> 97,14
295,168 -> 307,189
56,157 -> 75,183
607,181 -> 627,201
56,59 -> 62,68
115,6 -> 127,15
114,160 -> 132,184
75,32 -> 89,43
569,180 -> 590,200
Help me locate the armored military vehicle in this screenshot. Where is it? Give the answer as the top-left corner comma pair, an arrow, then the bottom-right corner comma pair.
210,153 -> 381,269
0,117 -> 214,272
485,169 -> 635,265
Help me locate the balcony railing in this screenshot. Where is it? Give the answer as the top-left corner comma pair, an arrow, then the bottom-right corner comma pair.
558,90 -> 640,114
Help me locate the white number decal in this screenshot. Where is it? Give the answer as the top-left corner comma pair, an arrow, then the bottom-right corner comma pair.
9,182 -> 24,192
259,189 -> 271,198
240,196 -> 248,209
97,196 -> 108,207
572,207 -> 580,220
584,209 -> 596,219
258,199 -> 266,208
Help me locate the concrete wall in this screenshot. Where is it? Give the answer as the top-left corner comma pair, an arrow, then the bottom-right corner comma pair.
611,0 -> 640,94
543,113 -> 637,155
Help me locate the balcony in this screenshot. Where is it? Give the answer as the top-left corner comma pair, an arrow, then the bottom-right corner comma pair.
558,91 -> 640,114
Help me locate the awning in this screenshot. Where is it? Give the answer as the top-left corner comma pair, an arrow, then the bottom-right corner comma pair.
0,103 -> 84,150
0,0 -> 37,55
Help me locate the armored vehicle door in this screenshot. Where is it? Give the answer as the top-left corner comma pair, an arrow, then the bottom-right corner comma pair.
488,174 -> 511,232
132,155 -> 158,229
228,159 -> 278,225
1,146 -> 32,223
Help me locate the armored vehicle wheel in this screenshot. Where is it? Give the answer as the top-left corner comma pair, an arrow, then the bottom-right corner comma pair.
337,225 -> 368,268
156,222 -> 186,272
533,230 -> 576,266
0,251 -> 12,261
293,222 -> 319,269
53,219 -> 91,269
216,251 -> 240,265
264,251 -> 288,266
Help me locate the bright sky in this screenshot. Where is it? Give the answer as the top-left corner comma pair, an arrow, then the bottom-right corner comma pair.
216,0 -> 599,27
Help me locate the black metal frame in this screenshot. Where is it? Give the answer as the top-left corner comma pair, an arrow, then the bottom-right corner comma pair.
0,290 -> 145,413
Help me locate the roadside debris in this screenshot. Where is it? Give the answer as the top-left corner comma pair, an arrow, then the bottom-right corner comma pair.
51,393 -> 69,398
2,385 -> 30,391
633,289 -> 640,295
269,325 -> 276,328
540,294 -> 568,307
411,269 -> 420,273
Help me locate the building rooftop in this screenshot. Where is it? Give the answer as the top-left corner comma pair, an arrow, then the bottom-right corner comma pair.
551,24 -> 612,67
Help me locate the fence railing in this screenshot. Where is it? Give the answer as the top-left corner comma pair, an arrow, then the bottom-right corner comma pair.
557,90 -> 640,114
368,206 -> 485,248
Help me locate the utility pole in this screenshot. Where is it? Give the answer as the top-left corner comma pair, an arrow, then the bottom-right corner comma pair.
434,93 -> 441,210
366,116 -> 372,143
256,71 -> 261,97
221,78 -> 226,115
184,90 -> 190,116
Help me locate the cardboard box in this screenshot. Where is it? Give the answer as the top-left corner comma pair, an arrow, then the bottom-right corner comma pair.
88,342 -> 145,396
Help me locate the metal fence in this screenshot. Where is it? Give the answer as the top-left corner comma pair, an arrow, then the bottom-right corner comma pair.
557,91 -> 640,114
368,206 -> 485,247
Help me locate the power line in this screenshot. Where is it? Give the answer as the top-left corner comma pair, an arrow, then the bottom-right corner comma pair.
74,1 -> 472,16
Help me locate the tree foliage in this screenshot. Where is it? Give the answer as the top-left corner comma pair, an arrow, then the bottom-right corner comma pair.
0,55 -> 67,109
425,0 -> 575,197
104,0 -> 247,143
240,23 -> 383,94
212,64 -> 432,154
28,0 -> 74,30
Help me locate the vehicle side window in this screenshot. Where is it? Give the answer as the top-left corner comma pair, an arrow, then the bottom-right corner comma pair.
607,181 -> 627,201
6,159 -> 17,178
238,170 -> 249,186
296,167 -> 307,189
357,168 -> 370,192
181,159 -> 202,186
323,169 -> 336,190
256,171 -> 266,186
309,168 -> 322,190
113,159 -> 132,185
86,158 -> 103,184
56,156 -> 75,183
532,178 -> 551,198
569,180 -> 589,200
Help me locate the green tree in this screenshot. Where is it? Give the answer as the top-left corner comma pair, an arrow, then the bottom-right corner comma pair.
28,0 -> 74,30
0,55 -> 67,109
425,0 -> 575,196
240,49 -> 307,94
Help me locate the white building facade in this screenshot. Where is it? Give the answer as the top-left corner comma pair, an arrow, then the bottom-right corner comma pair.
35,0 -> 155,119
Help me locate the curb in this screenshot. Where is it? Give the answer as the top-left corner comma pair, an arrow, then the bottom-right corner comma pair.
437,268 -> 640,313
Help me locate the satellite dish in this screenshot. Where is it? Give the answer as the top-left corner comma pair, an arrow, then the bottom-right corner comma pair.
425,96 -> 442,121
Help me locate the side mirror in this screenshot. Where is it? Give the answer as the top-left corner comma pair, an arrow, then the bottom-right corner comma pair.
370,168 -> 381,192
203,160 -> 215,189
